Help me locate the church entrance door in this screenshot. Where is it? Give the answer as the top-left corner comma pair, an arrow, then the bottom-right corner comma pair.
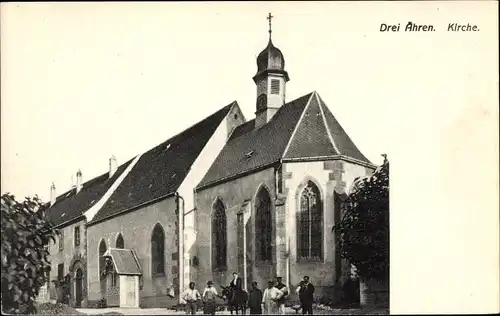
75,268 -> 83,307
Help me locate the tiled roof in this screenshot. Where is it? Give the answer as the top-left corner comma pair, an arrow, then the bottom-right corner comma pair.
198,93 -> 314,188
45,159 -> 134,227
197,92 -> 373,189
283,93 -> 338,158
105,248 -> 142,275
88,102 -> 235,224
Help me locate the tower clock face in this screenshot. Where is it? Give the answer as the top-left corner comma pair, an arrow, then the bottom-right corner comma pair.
257,94 -> 267,111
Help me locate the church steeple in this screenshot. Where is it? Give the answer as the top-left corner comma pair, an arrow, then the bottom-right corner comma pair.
253,13 -> 289,128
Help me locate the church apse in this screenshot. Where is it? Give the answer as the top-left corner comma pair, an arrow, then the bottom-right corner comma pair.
281,160 -> 370,302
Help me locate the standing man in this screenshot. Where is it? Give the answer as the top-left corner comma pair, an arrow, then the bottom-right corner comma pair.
262,280 -> 282,315
181,282 -> 201,315
247,281 -> 263,315
274,277 -> 289,315
298,276 -> 315,315
202,281 -> 218,315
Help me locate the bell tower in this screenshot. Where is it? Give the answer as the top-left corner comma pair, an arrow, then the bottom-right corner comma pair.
253,13 -> 290,128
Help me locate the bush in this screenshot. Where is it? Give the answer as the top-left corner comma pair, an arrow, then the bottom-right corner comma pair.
333,158 -> 389,282
1,194 -> 58,314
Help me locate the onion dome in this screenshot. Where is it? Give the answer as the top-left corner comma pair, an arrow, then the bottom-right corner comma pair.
256,39 -> 285,73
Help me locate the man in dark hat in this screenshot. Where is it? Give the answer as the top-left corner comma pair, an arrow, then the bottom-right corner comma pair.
274,277 -> 289,315
298,276 -> 314,315
202,281 -> 218,315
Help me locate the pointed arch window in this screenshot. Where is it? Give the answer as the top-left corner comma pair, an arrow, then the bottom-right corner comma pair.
255,187 -> 272,261
297,181 -> 323,260
98,240 -> 107,280
212,199 -> 227,270
116,234 -> 124,249
151,224 -> 165,276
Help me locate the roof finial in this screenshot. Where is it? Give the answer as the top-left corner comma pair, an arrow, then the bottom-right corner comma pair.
267,12 -> 274,40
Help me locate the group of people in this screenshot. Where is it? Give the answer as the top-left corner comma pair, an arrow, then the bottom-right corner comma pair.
179,272 -> 315,315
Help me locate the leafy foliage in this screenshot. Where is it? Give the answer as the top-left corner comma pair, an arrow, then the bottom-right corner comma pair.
333,158 -> 389,281
1,194 -> 58,314
52,274 -> 71,304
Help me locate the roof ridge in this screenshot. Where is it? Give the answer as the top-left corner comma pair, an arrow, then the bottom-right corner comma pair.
84,153 -> 142,223
143,101 -> 236,154
51,157 -> 136,205
52,102 -> 236,205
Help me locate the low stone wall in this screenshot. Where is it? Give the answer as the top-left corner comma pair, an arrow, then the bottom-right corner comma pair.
360,278 -> 389,308
140,294 -> 177,308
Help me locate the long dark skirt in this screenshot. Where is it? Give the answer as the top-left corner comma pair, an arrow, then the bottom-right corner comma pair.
203,300 -> 216,315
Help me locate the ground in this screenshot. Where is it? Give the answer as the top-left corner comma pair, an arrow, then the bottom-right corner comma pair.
75,307 -> 389,315
33,303 -> 389,315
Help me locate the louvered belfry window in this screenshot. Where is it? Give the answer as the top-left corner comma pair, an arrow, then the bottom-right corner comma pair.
256,188 -> 273,261
297,181 -> 323,260
270,79 -> 280,95
212,199 -> 227,270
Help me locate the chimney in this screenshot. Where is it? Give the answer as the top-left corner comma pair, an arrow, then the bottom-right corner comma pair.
76,169 -> 83,193
50,182 -> 56,206
109,155 -> 117,178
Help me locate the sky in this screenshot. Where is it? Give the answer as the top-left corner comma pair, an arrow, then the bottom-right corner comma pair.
1,2 -> 498,313
1,1 -> 400,201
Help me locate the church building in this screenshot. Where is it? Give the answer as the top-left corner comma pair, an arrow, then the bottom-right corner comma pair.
42,15 -> 377,309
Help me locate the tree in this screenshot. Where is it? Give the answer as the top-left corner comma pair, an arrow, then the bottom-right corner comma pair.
333,157 -> 389,292
1,193 -> 58,314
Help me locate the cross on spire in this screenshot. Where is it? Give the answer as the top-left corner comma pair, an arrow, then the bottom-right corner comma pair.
267,12 -> 274,40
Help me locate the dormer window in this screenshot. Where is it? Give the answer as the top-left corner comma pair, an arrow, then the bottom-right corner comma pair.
270,79 -> 280,95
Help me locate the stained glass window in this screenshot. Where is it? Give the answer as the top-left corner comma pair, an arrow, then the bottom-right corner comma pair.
151,224 -> 165,276
297,181 -> 323,260
255,188 -> 272,261
212,199 -> 227,269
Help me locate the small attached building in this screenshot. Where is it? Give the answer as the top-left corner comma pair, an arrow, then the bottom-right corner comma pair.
102,248 -> 143,308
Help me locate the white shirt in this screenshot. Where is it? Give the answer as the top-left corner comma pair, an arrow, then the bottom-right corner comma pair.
262,287 -> 283,303
230,277 -> 238,286
202,286 -> 218,299
181,288 -> 201,302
